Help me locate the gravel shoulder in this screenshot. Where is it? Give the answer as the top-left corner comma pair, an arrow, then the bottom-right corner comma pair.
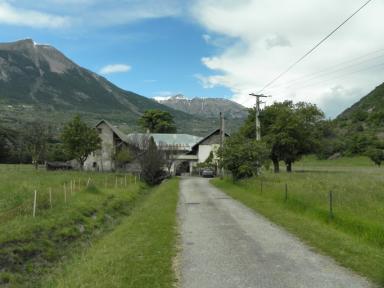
178,177 -> 374,288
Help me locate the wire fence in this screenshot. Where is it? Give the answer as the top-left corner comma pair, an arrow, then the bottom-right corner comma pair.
0,173 -> 138,223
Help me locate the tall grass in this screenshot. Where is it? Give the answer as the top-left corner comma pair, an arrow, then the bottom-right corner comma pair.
213,156 -> 384,285
0,165 -> 143,287
42,178 -> 179,288
0,164 -> 135,219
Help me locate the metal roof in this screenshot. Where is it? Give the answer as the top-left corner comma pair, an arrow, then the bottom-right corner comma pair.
96,120 -> 203,151
126,133 -> 202,150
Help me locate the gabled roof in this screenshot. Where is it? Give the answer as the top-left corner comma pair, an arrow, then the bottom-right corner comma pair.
95,120 -> 128,142
190,128 -> 230,150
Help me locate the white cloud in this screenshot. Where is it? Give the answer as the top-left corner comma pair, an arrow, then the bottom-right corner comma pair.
8,0 -> 182,28
0,1 -> 70,28
191,0 -> 384,117
99,64 -> 132,75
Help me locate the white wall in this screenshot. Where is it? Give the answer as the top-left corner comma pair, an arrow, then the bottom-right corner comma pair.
198,145 -> 212,163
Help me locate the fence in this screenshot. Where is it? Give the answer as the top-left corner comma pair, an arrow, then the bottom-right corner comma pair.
254,179 -> 340,220
0,173 -> 138,222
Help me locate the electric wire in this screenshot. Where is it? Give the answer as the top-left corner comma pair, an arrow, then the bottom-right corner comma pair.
256,0 -> 374,94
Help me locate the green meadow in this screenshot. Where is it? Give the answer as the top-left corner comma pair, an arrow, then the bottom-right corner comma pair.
213,156 -> 384,286
0,165 -> 179,288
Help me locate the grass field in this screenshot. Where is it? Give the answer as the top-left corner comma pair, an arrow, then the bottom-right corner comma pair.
0,165 -> 179,288
213,156 -> 384,286
42,178 -> 179,288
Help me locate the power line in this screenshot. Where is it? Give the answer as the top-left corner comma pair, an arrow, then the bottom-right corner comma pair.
257,0 -> 374,94
269,48 -> 384,90
282,61 -> 384,90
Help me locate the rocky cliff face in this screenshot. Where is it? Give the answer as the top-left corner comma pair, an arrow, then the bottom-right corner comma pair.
157,94 -> 247,119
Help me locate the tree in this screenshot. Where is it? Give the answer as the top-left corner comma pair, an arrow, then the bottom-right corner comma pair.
0,125 -> 16,163
127,134 -> 166,185
366,148 -> 384,167
24,121 -> 51,169
220,134 -> 269,180
241,101 -> 324,173
114,147 -> 133,169
138,109 -> 177,133
139,136 -> 166,185
61,116 -> 101,170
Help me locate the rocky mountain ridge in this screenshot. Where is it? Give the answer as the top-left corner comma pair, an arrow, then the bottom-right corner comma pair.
156,94 -> 247,119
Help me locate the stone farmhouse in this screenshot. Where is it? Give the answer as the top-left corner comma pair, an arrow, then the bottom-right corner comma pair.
84,120 -> 229,175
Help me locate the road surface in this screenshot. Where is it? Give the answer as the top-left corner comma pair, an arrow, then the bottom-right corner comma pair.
178,177 -> 374,288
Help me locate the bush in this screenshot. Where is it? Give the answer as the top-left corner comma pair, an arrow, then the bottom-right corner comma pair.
221,134 -> 269,180
366,148 -> 384,166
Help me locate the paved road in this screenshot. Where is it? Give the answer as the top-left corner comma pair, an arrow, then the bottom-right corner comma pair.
178,177 -> 374,288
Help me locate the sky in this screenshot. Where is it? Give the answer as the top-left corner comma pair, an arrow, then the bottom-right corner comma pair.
0,0 -> 383,118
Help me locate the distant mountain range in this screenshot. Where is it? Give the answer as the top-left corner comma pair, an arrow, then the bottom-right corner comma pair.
156,94 -> 247,119
0,39 -> 244,135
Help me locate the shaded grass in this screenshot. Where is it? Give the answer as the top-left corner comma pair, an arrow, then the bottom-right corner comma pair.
41,178 -> 179,288
212,159 -> 384,286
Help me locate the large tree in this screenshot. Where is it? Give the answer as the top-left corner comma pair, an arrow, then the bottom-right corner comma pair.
132,135 -> 166,185
138,109 -> 177,133
61,116 -> 101,169
23,121 -> 51,169
241,101 -> 324,172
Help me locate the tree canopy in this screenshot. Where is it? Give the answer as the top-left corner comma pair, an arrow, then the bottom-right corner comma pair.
240,101 -> 324,172
23,121 -> 51,169
61,116 -> 101,169
138,136 -> 166,185
138,109 -> 177,133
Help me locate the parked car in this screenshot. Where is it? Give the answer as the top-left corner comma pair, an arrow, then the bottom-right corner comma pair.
201,168 -> 215,178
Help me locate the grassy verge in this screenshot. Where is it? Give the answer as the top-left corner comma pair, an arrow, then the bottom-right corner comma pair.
212,160 -> 384,286
41,178 -> 179,288
0,165 -> 144,287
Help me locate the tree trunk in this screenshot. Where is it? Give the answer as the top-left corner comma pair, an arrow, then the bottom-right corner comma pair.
33,159 -> 38,170
286,161 -> 292,173
79,159 -> 85,171
272,159 -> 280,173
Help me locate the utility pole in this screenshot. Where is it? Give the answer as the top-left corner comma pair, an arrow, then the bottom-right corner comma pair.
249,93 -> 269,141
220,112 -> 225,179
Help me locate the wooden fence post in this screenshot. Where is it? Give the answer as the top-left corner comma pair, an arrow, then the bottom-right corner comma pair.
285,183 -> 288,202
64,183 -> 67,203
49,187 -> 52,209
33,190 -> 37,217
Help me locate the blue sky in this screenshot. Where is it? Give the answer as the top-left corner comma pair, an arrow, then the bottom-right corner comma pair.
1,0 -> 384,117
0,1 -> 232,99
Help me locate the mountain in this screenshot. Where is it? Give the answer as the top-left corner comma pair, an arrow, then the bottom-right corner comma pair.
336,82 -> 384,133
0,39 -> 241,135
156,94 -> 247,119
